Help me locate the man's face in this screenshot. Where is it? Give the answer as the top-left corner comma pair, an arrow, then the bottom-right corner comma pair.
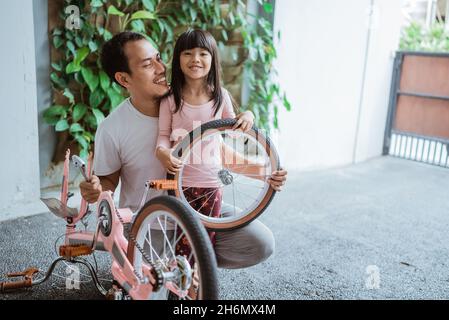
122,39 -> 169,99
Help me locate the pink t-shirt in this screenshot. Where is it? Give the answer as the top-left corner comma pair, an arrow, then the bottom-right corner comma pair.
157,88 -> 236,187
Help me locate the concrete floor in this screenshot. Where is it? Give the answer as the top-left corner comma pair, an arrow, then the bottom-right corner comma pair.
1,156 -> 449,300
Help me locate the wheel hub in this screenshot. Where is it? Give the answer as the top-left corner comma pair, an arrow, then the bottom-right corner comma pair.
218,169 -> 233,185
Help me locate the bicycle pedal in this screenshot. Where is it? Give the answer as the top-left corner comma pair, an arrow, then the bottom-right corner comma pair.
149,179 -> 178,190
1,268 -> 39,292
6,267 -> 39,278
59,244 -> 92,258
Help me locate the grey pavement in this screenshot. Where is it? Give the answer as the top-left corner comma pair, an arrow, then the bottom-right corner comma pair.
1,156 -> 449,300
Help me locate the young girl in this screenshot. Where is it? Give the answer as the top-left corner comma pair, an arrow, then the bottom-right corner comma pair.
156,29 -> 254,258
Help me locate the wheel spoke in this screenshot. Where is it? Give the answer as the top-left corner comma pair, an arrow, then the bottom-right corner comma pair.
195,189 -> 218,213
185,188 -> 221,205
232,180 -> 265,189
157,216 -> 176,258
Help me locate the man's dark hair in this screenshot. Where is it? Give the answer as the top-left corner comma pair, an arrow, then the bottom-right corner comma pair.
100,32 -> 146,85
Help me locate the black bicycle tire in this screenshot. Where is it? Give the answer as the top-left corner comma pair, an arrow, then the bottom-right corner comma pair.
167,118 -> 280,231
127,195 -> 219,300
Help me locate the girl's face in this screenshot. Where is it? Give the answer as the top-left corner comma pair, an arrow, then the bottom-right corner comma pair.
179,47 -> 212,81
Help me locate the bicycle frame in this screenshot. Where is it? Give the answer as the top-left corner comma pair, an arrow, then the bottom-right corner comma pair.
1,149 -> 185,300
62,150 -> 184,299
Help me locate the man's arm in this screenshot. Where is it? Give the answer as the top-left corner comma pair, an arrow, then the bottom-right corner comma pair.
80,169 -> 120,203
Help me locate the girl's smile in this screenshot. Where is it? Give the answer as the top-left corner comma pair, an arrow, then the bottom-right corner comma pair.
180,47 -> 212,80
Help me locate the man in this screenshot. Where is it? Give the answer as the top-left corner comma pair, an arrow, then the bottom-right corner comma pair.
80,32 -> 288,269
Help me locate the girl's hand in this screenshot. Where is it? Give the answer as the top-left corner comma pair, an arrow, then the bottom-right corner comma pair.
156,146 -> 183,174
233,111 -> 254,132
268,169 -> 288,192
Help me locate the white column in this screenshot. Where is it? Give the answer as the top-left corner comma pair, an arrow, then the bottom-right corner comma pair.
0,0 -> 45,221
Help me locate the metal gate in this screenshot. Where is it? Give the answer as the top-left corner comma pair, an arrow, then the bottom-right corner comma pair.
383,51 -> 449,168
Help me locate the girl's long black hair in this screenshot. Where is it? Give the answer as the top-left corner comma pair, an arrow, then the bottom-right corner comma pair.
170,29 -> 223,116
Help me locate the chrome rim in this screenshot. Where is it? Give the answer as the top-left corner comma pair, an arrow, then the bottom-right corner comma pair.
176,129 -> 276,224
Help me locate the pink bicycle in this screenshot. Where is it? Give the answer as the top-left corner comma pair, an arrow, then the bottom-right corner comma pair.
0,150 -> 218,300
0,119 -> 280,300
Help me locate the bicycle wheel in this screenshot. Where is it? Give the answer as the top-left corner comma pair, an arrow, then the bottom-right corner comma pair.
168,119 -> 280,231
127,195 -> 218,300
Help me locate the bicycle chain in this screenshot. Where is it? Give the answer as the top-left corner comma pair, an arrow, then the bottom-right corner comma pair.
113,208 -> 164,291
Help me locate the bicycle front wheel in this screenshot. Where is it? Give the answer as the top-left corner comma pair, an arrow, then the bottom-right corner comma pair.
127,196 -> 219,300
169,119 -> 280,231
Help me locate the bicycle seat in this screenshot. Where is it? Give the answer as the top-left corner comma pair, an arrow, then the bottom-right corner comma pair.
41,198 -> 79,219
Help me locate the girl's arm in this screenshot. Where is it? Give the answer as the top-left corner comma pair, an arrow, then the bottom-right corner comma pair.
156,98 -> 182,174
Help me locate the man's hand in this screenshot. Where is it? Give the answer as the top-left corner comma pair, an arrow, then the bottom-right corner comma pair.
156,146 -> 183,175
233,110 -> 254,132
80,175 -> 102,203
268,169 -> 287,192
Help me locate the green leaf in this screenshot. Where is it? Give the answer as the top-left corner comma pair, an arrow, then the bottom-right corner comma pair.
55,119 -> 69,132
112,82 -> 123,94
74,134 -> 89,150
74,47 -> 90,66
107,87 -> 124,109
70,123 -> 84,133
50,72 -> 67,87
81,67 -> 99,92
63,88 -> 75,104
221,29 -> 228,41
83,131 -> 94,143
263,3 -> 273,13
66,41 -> 76,56
99,70 -> 111,91
88,40 -> 98,52
43,105 -> 67,119
53,36 -> 63,49
73,103 -> 88,122
283,94 -> 291,111
189,7 -> 197,21
130,20 -> 146,32
79,148 -> 89,160
142,0 -> 155,11
85,114 -> 97,129
92,108 -> 105,126
52,28 -> 62,36
75,35 -> 83,47
51,62 -> 62,72
130,10 -> 155,20
107,5 -> 125,17
103,30 -> 113,41
66,61 -> 81,73
90,0 -> 103,8
229,12 -> 235,26
97,26 -> 105,35
89,89 -> 105,109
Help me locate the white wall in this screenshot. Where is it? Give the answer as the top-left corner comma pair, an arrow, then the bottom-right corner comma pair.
354,0 -> 404,162
273,0 -> 403,171
0,1 -> 45,221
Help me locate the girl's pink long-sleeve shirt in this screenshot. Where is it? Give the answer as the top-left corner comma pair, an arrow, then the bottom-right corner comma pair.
157,89 -> 236,187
